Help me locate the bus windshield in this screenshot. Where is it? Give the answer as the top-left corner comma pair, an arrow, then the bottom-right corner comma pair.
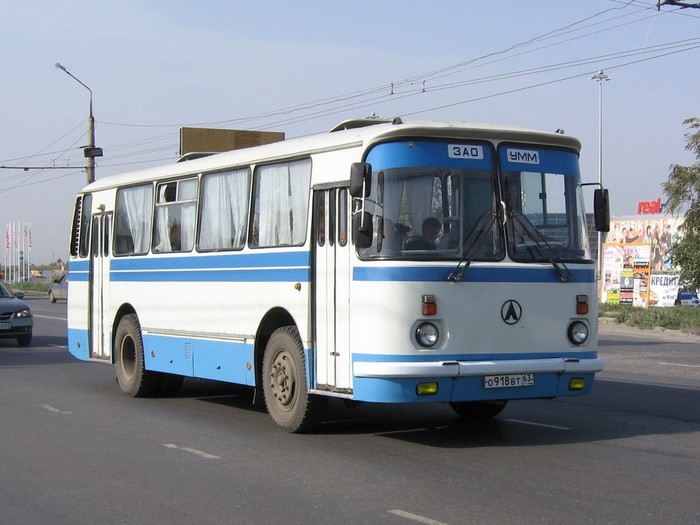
499,144 -> 591,262
358,140 -> 591,263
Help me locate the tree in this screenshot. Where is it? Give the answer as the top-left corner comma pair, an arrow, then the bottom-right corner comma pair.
663,118 -> 700,289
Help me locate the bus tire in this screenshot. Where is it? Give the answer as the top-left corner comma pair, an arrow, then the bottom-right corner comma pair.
115,314 -> 160,398
262,326 -> 326,433
450,400 -> 507,419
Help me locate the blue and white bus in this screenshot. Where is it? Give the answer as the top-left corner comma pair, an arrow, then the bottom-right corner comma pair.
67,118 -> 608,432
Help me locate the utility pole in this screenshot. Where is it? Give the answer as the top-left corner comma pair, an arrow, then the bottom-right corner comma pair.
55,63 -> 103,184
589,70 -> 612,282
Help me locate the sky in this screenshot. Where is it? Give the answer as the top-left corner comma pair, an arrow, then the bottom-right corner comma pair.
1,0 -> 699,265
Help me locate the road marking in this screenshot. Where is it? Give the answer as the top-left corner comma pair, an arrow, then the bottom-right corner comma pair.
163,443 -> 219,459
505,418 -> 571,430
33,314 -> 67,321
42,404 -> 72,415
659,362 -> 700,368
388,509 -> 448,525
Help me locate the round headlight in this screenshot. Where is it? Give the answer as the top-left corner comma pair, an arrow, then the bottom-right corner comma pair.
568,321 -> 589,345
415,322 -> 439,348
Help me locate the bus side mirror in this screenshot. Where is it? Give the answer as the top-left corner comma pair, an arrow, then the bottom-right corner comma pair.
350,162 -> 371,198
353,211 -> 373,248
594,188 -> 610,232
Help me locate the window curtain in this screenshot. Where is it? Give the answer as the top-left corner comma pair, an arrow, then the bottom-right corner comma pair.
154,206 -> 171,252
180,203 -> 196,251
406,176 -> 434,233
199,169 -> 250,250
118,185 -> 152,254
256,159 -> 311,246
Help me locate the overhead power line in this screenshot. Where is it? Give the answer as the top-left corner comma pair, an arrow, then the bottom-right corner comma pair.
5,0 -> 699,189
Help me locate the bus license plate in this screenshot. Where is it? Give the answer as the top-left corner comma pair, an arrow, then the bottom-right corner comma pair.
484,373 -> 534,389
0,322 -> 11,330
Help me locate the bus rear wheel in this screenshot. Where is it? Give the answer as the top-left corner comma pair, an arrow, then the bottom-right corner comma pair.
115,314 -> 160,398
262,326 -> 326,433
450,401 -> 507,419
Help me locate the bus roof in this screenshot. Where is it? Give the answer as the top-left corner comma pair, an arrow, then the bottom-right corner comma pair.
83,119 -> 582,193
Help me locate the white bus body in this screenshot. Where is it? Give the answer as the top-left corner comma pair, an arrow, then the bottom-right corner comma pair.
67,119 -> 606,432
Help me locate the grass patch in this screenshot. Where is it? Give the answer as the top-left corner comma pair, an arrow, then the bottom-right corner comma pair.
9,282 -> 51,294
599,302 -> 700,333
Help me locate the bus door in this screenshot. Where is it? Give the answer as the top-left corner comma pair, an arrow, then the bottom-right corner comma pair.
313,188 -> 352,392
89,213 -> 112,360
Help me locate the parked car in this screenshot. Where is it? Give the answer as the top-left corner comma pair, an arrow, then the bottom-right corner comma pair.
48,274 -> 68,303
676,289 -> 700,307
0,281 -> 33,346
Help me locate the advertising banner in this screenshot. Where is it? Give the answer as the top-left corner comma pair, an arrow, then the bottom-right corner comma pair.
601,243 -> 652,307
649,273 -> 680,308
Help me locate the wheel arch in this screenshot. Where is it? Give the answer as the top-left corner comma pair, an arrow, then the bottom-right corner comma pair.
111,303 -> 138,364
253,307 -> 299,398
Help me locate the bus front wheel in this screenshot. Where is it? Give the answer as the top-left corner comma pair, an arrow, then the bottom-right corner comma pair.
115,314 -> 160,398
262,326 -> 326,433
450,401 -> 507,419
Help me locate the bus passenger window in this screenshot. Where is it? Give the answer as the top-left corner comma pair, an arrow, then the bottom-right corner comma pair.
252,159 -> 311,248
329,189 -> 336,246
314,192 -> 325,246
338,189 -> 348,246
153,178 -> 198,253
114,185 -> 152,256
199,168 -> 250,251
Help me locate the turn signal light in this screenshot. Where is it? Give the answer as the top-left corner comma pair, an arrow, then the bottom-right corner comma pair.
422,295 -> 437,316
569,378 -> 586,390
416,382 -> 439,396
576,295 -> 589,315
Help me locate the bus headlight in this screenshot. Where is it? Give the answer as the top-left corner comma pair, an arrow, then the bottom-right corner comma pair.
567,321 -> 589,345
415,322 -> 439,348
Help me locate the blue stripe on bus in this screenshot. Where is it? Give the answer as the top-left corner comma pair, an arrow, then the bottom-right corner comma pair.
111,268 -> 310,282
69,260 -> 90,271
352,266 -> 595,283
366,140 -> 494,171
109,250 -> 310,271
69,251 -> 312,282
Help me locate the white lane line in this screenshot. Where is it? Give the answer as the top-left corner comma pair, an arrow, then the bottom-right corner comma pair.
505,418 -> 571,430
42,404 -> 72,414
389,509 -> 449,525
163,443 -> 219,459
33,314 -> 67,321
659,362 -> 700,368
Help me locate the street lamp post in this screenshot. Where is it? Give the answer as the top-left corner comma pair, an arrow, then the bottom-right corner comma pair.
55,63 -> 103,184
589,70 -> 612,280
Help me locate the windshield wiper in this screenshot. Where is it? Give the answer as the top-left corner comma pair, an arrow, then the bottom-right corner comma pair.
510,212 -> 574,282
448,212 -> 497,282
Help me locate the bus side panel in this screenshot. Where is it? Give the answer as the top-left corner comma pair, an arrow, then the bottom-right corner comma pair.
143,334 -> 255,385
67,261 -> 90,361
67,328 -> 90,361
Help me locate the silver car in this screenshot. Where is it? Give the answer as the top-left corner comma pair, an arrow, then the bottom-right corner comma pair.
48,274 -> 68,303
0,281 -> 33,346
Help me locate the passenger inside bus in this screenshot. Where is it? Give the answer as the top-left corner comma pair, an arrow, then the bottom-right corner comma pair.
403,217 -> 441,250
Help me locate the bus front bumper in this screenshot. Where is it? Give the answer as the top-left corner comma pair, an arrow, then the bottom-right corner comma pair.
351,357 -> 604,403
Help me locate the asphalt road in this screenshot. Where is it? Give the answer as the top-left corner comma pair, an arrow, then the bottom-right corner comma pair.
1,297 -> 698,524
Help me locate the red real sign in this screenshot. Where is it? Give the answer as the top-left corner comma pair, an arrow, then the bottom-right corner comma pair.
637,197 -> 662,214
